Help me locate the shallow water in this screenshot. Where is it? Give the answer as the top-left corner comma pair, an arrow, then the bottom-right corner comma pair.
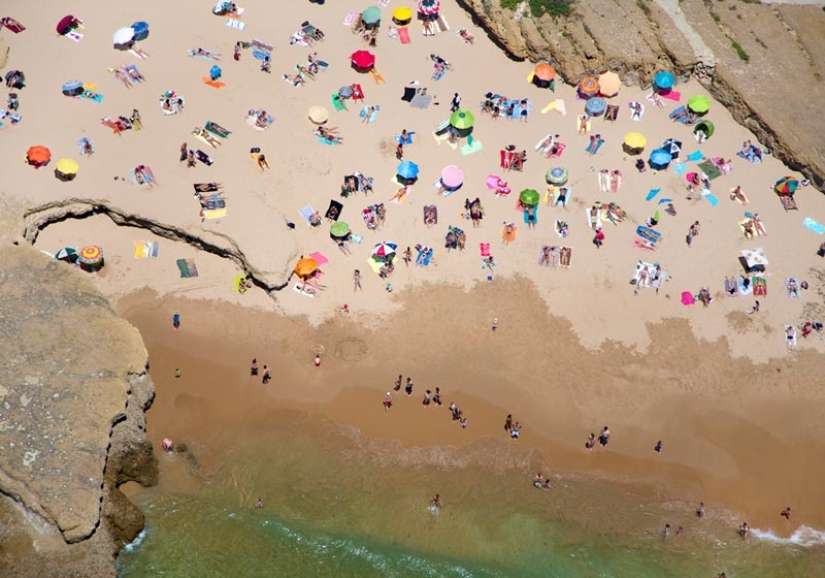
117,410 -> 824,578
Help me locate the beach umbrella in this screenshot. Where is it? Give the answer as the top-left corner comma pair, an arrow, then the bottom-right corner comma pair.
534,63 -> 555,81
361,6 -> 382,25
372,242 -> 398,260
546,167 -> 569,185
61,79 -> 84,96
585,97 -> 606,116
112,27 -> 135,47
654,71 -> 675,90
774,176 -> 799,196
623,132 -> 646,155
418,0 -> 441,16
449,110 -> 475,130
392,6 -> 413,25
77,245 -> 103,266
131,21 -> 149,41
687,94 -> 711,114
294,257 -> 319,279
55,247 -> 78,262
308,105 -> 329,125
55,158 -> 79,181
209,65 -> 222,80
519,189 -> 540,207
396,160 -> 419,184
648,149 -> 672,171
694,120 -> 715,139
598,71 -> 621,97
338,85 -> 354,98
351,50 -> 376,72
56,15 -> 78,35
440,165 -> 464,190
330,221 -> 351,238
577,76 -> 599,98
26,145 -> 52,167
661,138 -> 682,159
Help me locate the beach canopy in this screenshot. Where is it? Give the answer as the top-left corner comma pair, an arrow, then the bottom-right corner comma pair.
546,167 -> 569,185
774,176 -> 799,195
62,79 -> 84,96
361,6 -> 382,25
661,138 -> 682,158
687,94 -> 711,114
654,71 -> 675,90
55,158 -> 79,175
308,105 -> 329,124
648,149 -> 672,170
534,63 -> 555,81
131,21 -> 149,41
519,189 -> 540,206
372,242 -> 398,260
598,71 -> 621,97
26,145 -> 52,166
440,165 -> 464,189
112,27 -> 135,46
351,50 -> 376,71
397,160 -> 419,180
418,0 -> 441,16
694,120 -> 715,139
330,221 -> 351,238
577,76 -> 599,98
392,6 -> 413,24
294,257 -> 319,279
449,110 -> 475,129
78,245 -> 103,265
56,15 -> 79,35
585,97 -> 606,116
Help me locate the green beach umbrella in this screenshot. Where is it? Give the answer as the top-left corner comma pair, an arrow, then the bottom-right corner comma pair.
449,109 -> 475,130
54,247 -> 77,261
330,221 -> 351,238
687,94 -> 711,114
361,6 -> 382,25
519,189 -> 540,206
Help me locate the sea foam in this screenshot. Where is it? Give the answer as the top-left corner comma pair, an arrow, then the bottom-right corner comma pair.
751,525 -> 825,547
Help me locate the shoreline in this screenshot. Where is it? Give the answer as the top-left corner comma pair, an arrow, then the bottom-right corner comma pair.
117,283 -> 825,537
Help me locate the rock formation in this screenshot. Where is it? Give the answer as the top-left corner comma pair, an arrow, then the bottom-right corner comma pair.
458,0 -> 824,191
0,245 -> 157,577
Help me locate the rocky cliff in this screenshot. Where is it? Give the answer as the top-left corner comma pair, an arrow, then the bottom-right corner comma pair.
459,0 -> 824,191
0,245 -> 157,577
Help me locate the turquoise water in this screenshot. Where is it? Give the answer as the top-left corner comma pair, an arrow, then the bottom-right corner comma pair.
116,412 -> 825,578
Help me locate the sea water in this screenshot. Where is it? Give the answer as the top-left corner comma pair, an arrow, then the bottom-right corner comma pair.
117,411 -> 824,578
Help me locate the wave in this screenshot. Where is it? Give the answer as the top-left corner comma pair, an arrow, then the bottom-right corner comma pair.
751,525 -> 825,547
121,529 -> 147,553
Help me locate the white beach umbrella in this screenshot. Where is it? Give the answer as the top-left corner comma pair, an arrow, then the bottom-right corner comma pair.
113,27 -> 135,46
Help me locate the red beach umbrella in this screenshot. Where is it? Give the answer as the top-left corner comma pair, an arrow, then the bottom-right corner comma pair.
351,50 -> 376,72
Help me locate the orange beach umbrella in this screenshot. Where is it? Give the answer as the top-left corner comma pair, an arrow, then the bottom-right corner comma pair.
294,257 -> 319,279
534,63 -> 555,81
26,145 -> 52,165
578,76 -> 599,97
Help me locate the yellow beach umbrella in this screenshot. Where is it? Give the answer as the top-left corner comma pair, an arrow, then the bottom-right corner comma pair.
392,6 -> 413,24
56,158 -> 79,175
82,82 -> 97,91
598,71 -> 621,97
624,132 -> 646,149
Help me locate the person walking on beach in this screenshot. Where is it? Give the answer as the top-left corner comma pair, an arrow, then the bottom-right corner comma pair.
510,422 -> 521,439
256,497 -> 263,509
598,426 -> 610,447
394,374 -> 403,391
450,92 -> 461,112
696,502 -> 706,518
422,389 -> 431,407
781,507 -> 791,520
395,140 -> 404,160
172,312 -> 180,330
405,377 -> 413,396
354,269 -> 362,292
504,414 -> 513,432
262,365 -> 271,385
433,387 -> 442,405
180,142 -> 188,163
585,433 -> 596,451
654,440 -> 663,453
747,300 -> 760,315
662,523 -> 671,537
314,355 -> 321,368
739,522 -> 749,538
383,391 -> 393,412
492,318 -> 499,332
250,358 -> 259,376
593,227 -> 605,249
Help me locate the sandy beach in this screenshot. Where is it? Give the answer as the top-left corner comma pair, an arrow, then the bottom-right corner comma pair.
4,0 -> 825,574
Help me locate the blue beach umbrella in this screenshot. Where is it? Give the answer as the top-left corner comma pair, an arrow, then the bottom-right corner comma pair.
209,65 -> 222,80
131,21 -> 149,41
654,71 -> 675,90
585,97 -> 606,116
648,148 -> 672,171
61,79 -> 84,96
396,160 -> 419,184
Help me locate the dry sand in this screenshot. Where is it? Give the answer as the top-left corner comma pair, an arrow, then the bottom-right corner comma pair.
5,0 -> 825,538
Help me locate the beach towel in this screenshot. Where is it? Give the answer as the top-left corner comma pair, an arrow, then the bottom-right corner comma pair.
523,207 -> 538,226
128,49 -> 147,60
398,27 -> 411,44
698,160 -> 722,180
293,283 -> 315,297
437,14 -> 450,32
195,150 -> 213,165
66,31 -> 83,42
395,132 -> 415,145
226,18 -> 246,30
78,92 -> 104,102
309,251 -> 328,267
686,150 -> 703,162
176,258 -> 199,278
803,217 -> 825,234
343,11 -> 357,26
203,207 -> 227,220
401,87 -> 416,102
673,162 -> 687,175
659,89 -> 681,101
410,94 -> 432,109
317,135 -> 341,145
479,243 -> 491,257
628,102 -> 644,121
539,246 -> 559,268
779,195 -> 797,211
419,249 -> 433,266
554,220 -> 569,239
423,205 -> 438,226
325,199 -> 343,221
133,242 -> 148,259
645,188 -> 661,202
634,237 -> 656,251
681,291 -> 695,306
202,76 -> 225,88
299,206 -> 316,226
359,105 -> 380,123
501,225 -> 517,243
365,256 -> 383,275
636,226 -> 660,243
786,277 -> 801,297
724,277 -> 739,297
461,139 -> 483,156
205,121 -> 230,138
753,277 -> 767,296
703,192 -> 719,207
541,99 -> 566,116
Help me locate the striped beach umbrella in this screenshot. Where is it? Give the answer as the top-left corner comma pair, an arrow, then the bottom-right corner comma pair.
585,97 -> 606,116
577,76 -> 599,98
546,167 -> 569,185
774,176 -> 799,195
78,245 -> 103,265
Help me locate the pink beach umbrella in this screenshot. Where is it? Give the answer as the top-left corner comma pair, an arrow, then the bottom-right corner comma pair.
486,174 -> 502,190
440,165 -> 464,189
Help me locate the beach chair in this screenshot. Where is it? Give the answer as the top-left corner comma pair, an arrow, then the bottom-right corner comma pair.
351,84 -> 365,102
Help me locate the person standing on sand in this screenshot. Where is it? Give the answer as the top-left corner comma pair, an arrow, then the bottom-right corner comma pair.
696,502 -> 705,518
433,387 -> 442,405
504,414 -> 512,432
451,92 -> 461,112
314,355 -> 321,368
654,440 -> 663,453
172,312 -> 180,329
747,300 -> 760,315
180,143 -> 188,162
394,374 -> 402,391
662,523 -> 671,537
422,389 -> 431,407
492,318 -> 499,332
405,377 -> 413,396
585,433 -> 596,450
739,522 -> 749,538
262,365 -> 271,385
781,507 -> 791,520
250,358 -> 259,376
383,391 -> 393,412
598,426 -> 610,447
354,269 -> 362,292
256,497 -> 263,509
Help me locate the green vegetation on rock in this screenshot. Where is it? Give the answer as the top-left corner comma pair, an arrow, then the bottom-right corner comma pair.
500,0 -> 573,18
